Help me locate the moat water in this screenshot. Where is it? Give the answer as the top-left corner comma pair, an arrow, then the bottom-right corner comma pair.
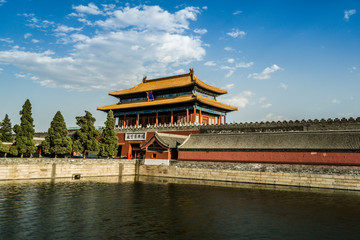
1,176 -> 360,240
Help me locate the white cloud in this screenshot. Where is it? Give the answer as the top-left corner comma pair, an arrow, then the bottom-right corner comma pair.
259,97 -> 266,103
224,83 -> 234,90
227,28 -> 246,38
0,67 -> 3,72
227,58 -> 235,63
173,69 -> 186,74
248,64 -> 283,80
344,9 -> 356,20
262,113 -> 284,122
20,14 -> 55,29
55,25 -> 82,33
224,47 -> 233,51
96,6 -> 199,33
280,83 -> 288,89
0,0 -> 6,6
202,6 -> 208,10
235,62 -> 253,68
31,39 -> 40,43
194,28 -> 207,34
73,3 -> 102,15
220,91 -> 254,108
261,103 -> 272,108
0,38 -> 13,43
332,99 -> 340,104
225,70 -> 234,78
0,5 -> 206,91
15,73 -> 26,78
24,33 -> 32,39
204,61 -> 216,66
233,10 -> 242,15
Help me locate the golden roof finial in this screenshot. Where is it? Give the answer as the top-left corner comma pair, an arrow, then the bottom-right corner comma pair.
142,76 -> 147,83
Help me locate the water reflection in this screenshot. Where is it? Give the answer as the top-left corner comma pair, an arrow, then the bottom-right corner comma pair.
1,176 -> 360,239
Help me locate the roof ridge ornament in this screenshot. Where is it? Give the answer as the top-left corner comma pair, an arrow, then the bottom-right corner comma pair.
189,68 -> 194,82
142,76 -> 147,83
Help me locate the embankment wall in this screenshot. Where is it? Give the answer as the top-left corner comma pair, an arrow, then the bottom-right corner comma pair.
2,159 -> 360,191
138,162 -> 360,191
0,158 -> 136,180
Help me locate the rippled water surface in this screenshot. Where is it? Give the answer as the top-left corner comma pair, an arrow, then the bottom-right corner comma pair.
1,177 -> 360,240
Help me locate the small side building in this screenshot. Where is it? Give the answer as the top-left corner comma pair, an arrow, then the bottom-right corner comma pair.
141,132 -> 188,165
178,131 -> 360,165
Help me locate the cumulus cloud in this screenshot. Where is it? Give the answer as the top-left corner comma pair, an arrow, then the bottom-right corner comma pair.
73,3 -> 102,15
194,28 -> 207,34
220,91 -> 254,108
0,5 -> 206,91
96,6 -> 199,33
262,113 -> 284,122
204,61 -> 216,66
227,58 -> 235,63
248,64 -> 283,80
344,9 -> 356,20
227,28 -> 246,38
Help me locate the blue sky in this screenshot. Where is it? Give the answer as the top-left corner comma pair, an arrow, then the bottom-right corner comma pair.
0,0 -> 359,131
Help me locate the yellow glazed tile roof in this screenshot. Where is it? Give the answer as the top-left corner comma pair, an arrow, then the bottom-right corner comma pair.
109,72 -> 227,96
97,94 -> 238,112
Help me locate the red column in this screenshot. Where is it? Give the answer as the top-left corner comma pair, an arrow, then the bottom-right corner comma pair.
199,109 -> 202,125
220,115 -> 222,124
123,115 -> 126,127
156,112 -> 158,126
136,114 -> 139,127
224,115 -> 226,124
193,108 -> 196,123
171,111 -> 173,125
186,109 -> 189,124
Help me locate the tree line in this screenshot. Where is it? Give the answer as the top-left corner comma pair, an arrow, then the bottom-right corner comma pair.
0,99 -> 118,158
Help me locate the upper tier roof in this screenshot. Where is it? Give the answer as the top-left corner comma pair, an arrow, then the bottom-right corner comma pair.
109,69 -> 227,97
97,94 -> 238,112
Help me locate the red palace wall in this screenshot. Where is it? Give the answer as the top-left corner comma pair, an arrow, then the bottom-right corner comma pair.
178,151 -> 360,166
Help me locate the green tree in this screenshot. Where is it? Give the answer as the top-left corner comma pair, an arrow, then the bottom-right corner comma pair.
10,99 -> 37,158
0,141 -> 10,157
99,110 -> 118,158
42,111 -> 72,158
72,111 -> 100,158
0,114 -> 13,142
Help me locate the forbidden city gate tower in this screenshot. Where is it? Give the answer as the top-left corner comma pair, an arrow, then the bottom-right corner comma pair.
98,69 -> 237,127
97,69 -> 237,160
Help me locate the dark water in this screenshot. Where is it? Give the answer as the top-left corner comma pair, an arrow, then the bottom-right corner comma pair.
1,177 -> 360,240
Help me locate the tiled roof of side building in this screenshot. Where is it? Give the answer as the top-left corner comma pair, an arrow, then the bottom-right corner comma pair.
178,131 -> 360,151
108,70 -> 228,96
97,94 -> 238,112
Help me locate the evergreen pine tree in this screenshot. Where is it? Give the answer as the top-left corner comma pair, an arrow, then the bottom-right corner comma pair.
0,140 -> 10,157
0,114 -> 13,142
72,111 -> 100,158
99,110 -> 118,158
42,111 -> 72,158
10,99 -> 37,158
